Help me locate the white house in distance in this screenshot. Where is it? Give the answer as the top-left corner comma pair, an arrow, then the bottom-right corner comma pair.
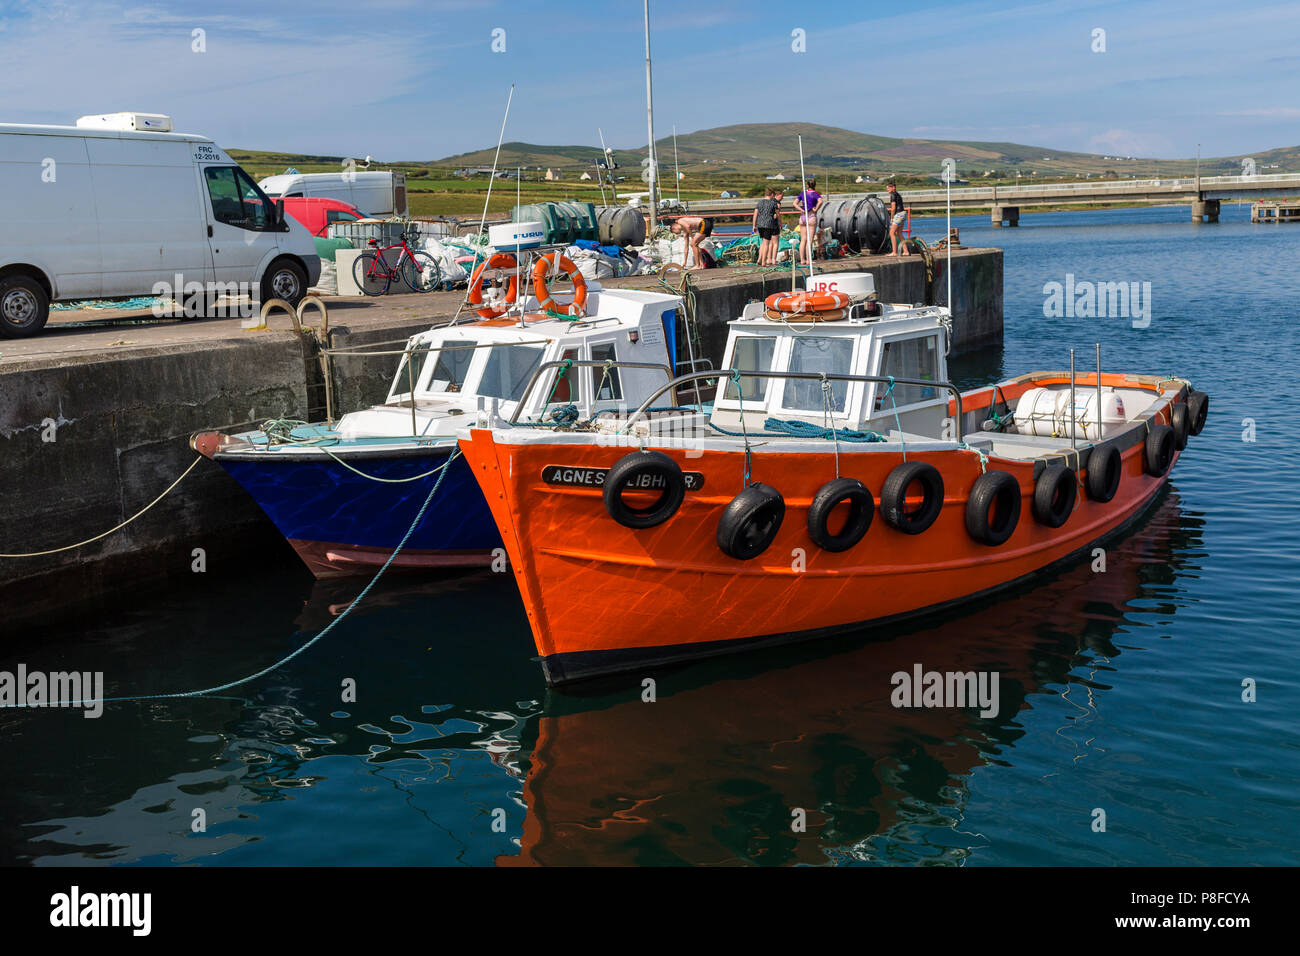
579,171 -> 592,180
545,168 -> 563,181
765,173 -> 787,181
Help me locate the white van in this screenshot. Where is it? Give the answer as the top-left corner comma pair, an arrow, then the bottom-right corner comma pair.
0,114 -> 321,338
258,171 -> 408,218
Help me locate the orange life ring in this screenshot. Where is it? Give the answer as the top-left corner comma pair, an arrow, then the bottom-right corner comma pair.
764,290 -> 851,314
532,253 -> 588,317
467,253 -> 520,318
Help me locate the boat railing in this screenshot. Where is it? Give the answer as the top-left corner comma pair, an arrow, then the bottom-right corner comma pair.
620,369 -> 965,442
509,359 -> 677,424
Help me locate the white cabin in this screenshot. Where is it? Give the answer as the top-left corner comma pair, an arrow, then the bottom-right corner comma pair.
335,287 -> 684,441
710,300 -> 954,438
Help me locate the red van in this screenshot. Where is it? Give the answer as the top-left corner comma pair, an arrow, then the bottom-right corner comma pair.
279,197 -> 366,237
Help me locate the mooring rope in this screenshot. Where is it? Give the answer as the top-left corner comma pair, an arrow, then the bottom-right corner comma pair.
8,447 -> 463,709
0,457 -> 204,559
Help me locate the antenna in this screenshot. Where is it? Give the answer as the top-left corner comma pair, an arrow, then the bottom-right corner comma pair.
942,157 -> 954,322
476,83 -> 515,245
799,134 -> 813,285
673,124 -> 681,204
643,0 -> 659,230
599,128 -> 618,203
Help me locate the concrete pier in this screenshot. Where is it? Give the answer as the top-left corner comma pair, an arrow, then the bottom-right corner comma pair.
1192,198 -> 1220,223
991,205 -> 1019,227
0,248 -> 1002,626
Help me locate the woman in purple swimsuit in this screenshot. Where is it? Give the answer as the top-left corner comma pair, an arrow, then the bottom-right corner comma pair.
794,178 -> 823,261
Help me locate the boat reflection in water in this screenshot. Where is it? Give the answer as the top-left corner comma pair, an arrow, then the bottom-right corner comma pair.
500,490 -> 1200,866
3,492 -> 1200,866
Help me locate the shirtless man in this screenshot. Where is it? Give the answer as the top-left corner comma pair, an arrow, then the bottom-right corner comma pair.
670,215 -> 714,270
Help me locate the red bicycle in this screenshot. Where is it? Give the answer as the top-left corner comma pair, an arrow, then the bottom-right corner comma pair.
353,231 -> 441,295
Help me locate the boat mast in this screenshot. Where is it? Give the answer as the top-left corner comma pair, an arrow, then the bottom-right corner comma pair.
673,124 -> 681,204
598,128 -> 618,204
799,133 -> 813,283
644,0 -> 659,231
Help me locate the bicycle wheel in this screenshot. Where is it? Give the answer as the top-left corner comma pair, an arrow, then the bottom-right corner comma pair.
399,251 -> 441,293
353,251 -> 390,296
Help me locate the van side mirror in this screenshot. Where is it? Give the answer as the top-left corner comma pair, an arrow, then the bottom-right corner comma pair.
273,199 -> 287,231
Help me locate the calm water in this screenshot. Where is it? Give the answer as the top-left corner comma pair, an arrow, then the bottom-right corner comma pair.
4,204 -> 1298,866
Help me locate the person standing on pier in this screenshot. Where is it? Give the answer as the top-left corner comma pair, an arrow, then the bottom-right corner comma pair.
887,181 -> 909,256
752,188 -> 781,266
795,178 -> 823,261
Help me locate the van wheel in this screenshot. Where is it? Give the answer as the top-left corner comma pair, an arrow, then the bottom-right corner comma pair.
0,275 -> 50,338
262,260 -> 308,307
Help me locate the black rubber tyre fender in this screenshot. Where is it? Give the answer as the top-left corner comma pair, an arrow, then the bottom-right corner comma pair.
1170,403 -> 1190,450
1032,465 -> 1077,528
880,461 -> 945,535
806,477 -> 874,552
964,470 -> 1021,546
1145,423 -> 1176,476
1186,390 -> 1209,436
1085,443 -> 1122,503
717,483 -> 785,560
602,451 -> 686,529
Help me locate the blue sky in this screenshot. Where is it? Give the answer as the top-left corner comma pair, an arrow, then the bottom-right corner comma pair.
0,0 -> 1296,162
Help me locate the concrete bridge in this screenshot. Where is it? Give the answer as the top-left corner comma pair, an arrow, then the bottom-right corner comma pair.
660,172 -> 1300,226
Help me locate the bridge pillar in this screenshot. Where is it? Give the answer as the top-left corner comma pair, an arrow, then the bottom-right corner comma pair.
991,205 -> 1019,227
1192,199 -> 1220,223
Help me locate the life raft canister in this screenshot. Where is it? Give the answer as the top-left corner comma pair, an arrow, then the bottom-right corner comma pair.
532,252 -> 589,316
602,451 -> 686,529
466,253 -> 520,318
717,483 -> 785,560
763,290 -> 851,315
965,470 -> 1021,546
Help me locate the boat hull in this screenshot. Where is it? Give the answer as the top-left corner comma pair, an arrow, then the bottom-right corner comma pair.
216,443 -> 502,578
460,389 -> 1184,685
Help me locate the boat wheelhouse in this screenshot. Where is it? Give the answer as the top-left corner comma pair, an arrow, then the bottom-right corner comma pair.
194,284 -> 685,577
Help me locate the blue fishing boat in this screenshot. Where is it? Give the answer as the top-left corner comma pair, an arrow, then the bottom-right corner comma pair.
193,280 -> 686,577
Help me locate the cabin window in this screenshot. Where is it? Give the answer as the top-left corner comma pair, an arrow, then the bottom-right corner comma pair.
430,340 -> 477,393
875,335 -> 939,409
204,166 -> 272,230
723,336 -> 776,401
782,336 -> 853,412
326,210 -> 361,225
590,343 -> 622,401
551,348 -> 580,403
478,345 -> 544,403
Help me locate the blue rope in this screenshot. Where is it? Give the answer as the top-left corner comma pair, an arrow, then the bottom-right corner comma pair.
761,418 -> 886,442
14,448 -> 464,709
885,376 -> 907,461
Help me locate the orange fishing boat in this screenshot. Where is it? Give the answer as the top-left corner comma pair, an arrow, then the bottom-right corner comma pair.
458,277 -> 1210,686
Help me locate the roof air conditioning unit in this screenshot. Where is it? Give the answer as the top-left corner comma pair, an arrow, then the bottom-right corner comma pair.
75,112 -> 174,132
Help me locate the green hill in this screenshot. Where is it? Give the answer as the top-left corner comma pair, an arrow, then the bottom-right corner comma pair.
430,122 -> 1297,179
